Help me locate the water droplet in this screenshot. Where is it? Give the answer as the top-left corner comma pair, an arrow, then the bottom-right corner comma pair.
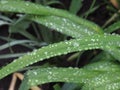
44,52 -> 48,55
1,1 -> 8,4
35,79 -> 39,83
25,3 -> 29,6
73,42 -> 79,47
33,71 -> 37,75
91,39 -> 95,42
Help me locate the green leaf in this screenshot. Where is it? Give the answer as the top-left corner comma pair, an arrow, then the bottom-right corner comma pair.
0,0 -> 103,34
0,36 -> 37,50
0,53 -> 25,59
91,51 -> 114,62
104,46 -> 120,60
30,15 -> 98,38
0,34 -> 119,79
0,40 -> 34,51
83,0 -> 97,18
45,1 -> 63,6
9,15 -> 30,33
20,67 -> 101,90
84,60 -> 120,71
104,21 -> 120,33
8,15 -> 38,41
82,5 -> 99,18
0,20 -> 10,26
82,71 -> 120,90
53,84 -> 61,90
62,83 -> 81,90
20,60 -> 120,90
0,14 -> 12,22
69,0 -> 83,14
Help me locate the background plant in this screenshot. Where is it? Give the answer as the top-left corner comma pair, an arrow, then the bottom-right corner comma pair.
0,0 -> 120,90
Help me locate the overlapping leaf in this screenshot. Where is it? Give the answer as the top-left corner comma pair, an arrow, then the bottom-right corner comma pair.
30,15 -> 97,38
0,34 -> 120,79
0,1 -> 120,90
20,60 -> 120,90
69,0 -> 83,14
0,0 -> 103,34
105,21 -> 120,33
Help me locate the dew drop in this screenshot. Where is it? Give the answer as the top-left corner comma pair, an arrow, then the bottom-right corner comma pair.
33,71 -> 37,75
73,42 -> 79,47
1,1 -> 8,4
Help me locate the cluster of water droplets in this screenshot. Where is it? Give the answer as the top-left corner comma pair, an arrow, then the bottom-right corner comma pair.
25,67 -> 88,86
105,82 -> 120,90
34,15 -> 95,39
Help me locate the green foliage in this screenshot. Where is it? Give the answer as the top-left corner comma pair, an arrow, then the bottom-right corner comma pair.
0,34 -> 119,79
0,0 -> 103,34
0,40 -> 34,51
69,0 -> 83,14
30,15 -> 99,38
105,21 -> 120,33
20,60 -> 120,90
9,16 -> 38,41
0,0 -> 120,90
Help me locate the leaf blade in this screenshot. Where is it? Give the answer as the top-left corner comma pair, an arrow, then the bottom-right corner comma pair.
0,34 -> 119,79
0,0 -> 103,34
20,60 -> 120,90
69,0 -> 83,14
30,15 -> 97,38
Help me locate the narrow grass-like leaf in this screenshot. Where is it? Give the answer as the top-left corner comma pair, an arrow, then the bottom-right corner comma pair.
104,46 -> 120,60
0,15 -> 12,22
0,40 -> 34,51
18,30 -> 38,41
0,34 -> 120,79
69,0 -> 83,14
83,0 -> 96,18
0,53 -> 25,59
8,16 -> 39,41
0,0 -> 103,33
20,67 -> 102,90
93,82 -> 120,90
82,71 -> 120,90
82,5 -> 99,18
53,84 -> 61,90
104,21 -> 120,33
0,36 -> 47,49
0,20 -> 10,26
91,51 -> 114,62
30,15 -> 98,38
45,1 -> 63,6
20,60 -> 120,90
62,83 -> 80,90
9,15 -> 31,33
84,60 -> 120,71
